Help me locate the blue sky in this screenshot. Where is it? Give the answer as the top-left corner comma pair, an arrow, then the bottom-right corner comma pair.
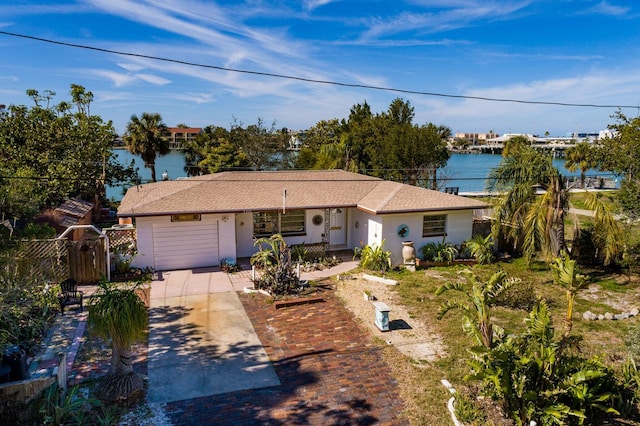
1,0 -> 640,136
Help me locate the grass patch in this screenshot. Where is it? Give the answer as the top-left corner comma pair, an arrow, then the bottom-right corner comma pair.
379,255 -> 640,424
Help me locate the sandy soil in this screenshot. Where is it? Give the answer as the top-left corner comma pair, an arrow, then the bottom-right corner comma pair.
335,273 -> 446,363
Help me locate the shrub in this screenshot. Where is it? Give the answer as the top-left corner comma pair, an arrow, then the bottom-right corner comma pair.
420,239 -> 458,262
358,240 -> 392,273
251,234 -> 301,296
467,300 -> 636,425
0,254 -> 59,354
464,234 -> 495,264
494,280 -> 537,311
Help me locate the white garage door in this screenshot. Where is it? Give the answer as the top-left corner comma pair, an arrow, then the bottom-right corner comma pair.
152,221 -> 219,270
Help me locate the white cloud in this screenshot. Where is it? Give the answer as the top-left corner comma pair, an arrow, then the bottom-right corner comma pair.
303,0 -> 339,11
582,1 -> 629,17
136,74 -> 171,86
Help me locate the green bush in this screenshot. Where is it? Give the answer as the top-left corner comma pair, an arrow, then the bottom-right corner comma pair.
20,223 -> 56,239
358,240 -> 392,273
420,239 -> 458,262
0,255 -> 59,354
464,234 -> 495,264
494,280 -> 537,311
467,300 -> 637,425
251,234 -> 301,296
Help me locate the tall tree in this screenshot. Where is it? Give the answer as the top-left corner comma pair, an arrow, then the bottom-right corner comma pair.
124,112 -> 170,182
0,86 -> 136,220
487,146 -> 568,262
182,125 -> 249,175
295,119 -> 344,169
230,118 -> 287,170
594,110 -> 640,219
488,145 -> 623,265
564,141 -> 595,188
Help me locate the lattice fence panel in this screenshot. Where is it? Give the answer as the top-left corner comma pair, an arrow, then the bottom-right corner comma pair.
105,228 -> 137,250
16,239 -> 69,282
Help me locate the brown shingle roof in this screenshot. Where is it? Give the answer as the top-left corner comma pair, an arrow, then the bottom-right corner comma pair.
118,170 -> 486,217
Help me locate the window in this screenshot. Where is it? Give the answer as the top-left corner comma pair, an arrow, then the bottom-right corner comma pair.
253,210 -> 305,237
422,214 -> 446,237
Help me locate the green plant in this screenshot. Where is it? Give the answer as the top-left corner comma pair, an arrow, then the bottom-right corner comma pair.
436,270 -> 519,350
251,234 -> 301,296
467,300 -> 624,425
250,234 -> 286,268
20,223 -> 56,239
38,383 -> 97,426
220,258 -> 240,273
494,280 -> 537,311
113,244 -> 137,274
358,240 -> 392,273
0,254 -> 59,354
420,238 -> 458,262
291,243 -> 309,263
550,251 -> 590,337
464,234 -> 495,265
88,279 -> 148,402
454,392 -> 486,424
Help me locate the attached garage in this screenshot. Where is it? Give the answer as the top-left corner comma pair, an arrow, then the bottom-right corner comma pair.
152,220 -> 219,270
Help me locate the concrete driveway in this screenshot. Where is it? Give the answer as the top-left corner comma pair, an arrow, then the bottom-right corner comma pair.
146,268 -> 280,404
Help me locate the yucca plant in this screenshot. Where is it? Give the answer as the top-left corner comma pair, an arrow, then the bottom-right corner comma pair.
358,240 -> 392,274
88,279 -> 148,402
250,234 -> 286,268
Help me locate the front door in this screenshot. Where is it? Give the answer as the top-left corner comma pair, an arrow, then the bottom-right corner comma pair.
329,208 -> 346,247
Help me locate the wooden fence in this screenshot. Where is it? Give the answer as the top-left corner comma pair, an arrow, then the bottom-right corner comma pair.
16,237 -> 108,284
67,239 -> 106,284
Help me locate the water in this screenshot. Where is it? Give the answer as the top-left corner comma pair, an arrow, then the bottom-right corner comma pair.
107,150 -> 616,201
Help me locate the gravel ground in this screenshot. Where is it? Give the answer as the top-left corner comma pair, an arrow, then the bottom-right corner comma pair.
335,273 -> 445,363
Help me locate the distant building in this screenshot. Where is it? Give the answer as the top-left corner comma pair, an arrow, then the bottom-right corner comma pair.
453,132 -> 499,146
167,127 -> 203,149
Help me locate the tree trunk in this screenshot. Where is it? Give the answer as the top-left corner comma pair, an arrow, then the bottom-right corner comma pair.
111,344 -> 135,376
97,344 -> 144,402
150,164 -> 157,182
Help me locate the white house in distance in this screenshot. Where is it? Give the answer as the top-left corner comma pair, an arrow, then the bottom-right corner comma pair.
117,170 -> 487,271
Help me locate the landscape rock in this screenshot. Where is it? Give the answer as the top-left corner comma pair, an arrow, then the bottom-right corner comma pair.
604,312 -> 614,320
582,311 -> 597,321
631,308 -> 639,317
598,314 -> 605,320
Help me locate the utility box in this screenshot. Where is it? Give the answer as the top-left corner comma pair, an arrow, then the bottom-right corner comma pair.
372,301 -> 391,332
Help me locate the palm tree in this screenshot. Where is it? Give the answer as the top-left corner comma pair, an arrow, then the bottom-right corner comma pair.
565,141 -> 595,188
124,112 -> 170,182
488,146 -> 624,266
487,146 -> 567,262
88,280 -> 148,401
550,251 -> 590,336
436,270 -> 519,349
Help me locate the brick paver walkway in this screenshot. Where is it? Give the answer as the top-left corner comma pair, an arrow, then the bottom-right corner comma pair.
164,287 -> 409,425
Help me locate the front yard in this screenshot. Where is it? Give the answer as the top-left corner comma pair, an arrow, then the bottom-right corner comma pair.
337,258 -> 640,425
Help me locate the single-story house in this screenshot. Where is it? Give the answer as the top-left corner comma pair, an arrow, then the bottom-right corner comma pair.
117,169 -> 487,271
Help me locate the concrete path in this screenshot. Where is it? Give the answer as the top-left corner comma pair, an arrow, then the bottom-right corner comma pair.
147,268 -> 279,404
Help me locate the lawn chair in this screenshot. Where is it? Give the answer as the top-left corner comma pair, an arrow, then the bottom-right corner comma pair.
58,278 -> 83,314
